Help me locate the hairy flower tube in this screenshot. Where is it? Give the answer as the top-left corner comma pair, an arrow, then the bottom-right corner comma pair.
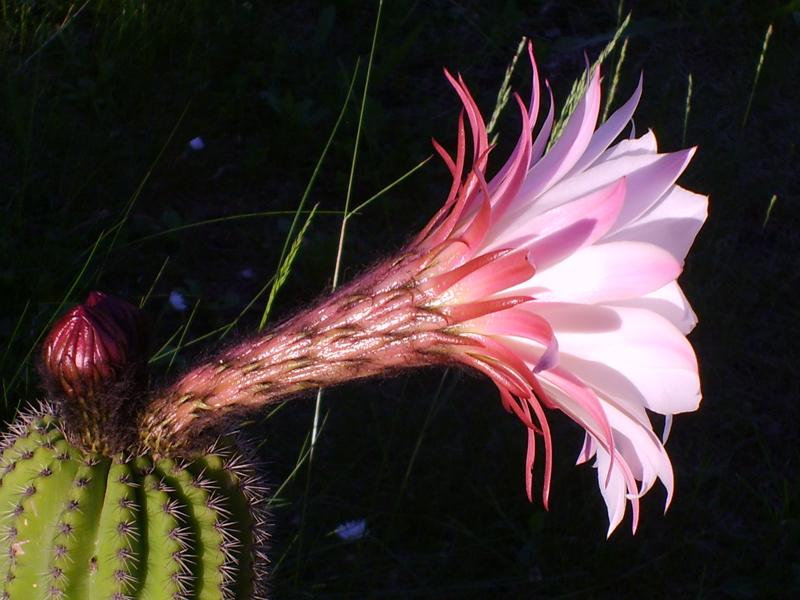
141,46 -> 707,534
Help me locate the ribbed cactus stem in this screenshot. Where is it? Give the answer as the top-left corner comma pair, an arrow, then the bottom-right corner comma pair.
0,405 -> 269,600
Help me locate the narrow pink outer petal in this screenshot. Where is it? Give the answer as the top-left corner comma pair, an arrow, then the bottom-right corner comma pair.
485,96 -> 534,225
444,70 -> 489,173
420,249 -> 529,299
458,307 -> 558,372
530,84 -> 555,163
430,249 -> 534,304
459,307 -> 554,347
535,366 -> 616,484
438,296 -> 532,324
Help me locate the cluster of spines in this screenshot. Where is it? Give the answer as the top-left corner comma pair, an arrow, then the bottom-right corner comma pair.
0,410 -> 79,599
0,404 -> 270,600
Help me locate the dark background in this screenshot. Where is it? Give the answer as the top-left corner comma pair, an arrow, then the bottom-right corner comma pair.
2,1 -> 799,597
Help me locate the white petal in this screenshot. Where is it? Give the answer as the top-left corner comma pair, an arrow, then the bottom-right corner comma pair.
605,149 -> 696,235
592,445 -> 628,534
504,147 -> 692,231
594,130 -> 658,163
535,304 -> 701,415
604,185 -> 708,261
525,241 -> 682,304
603,401 -> 674,498
481,178 -> 626,263
609,281 -> 698,334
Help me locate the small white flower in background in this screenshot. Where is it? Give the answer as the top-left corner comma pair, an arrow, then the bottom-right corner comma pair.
335,519 -> 367,541
169,291 -> 187,311
188,137 -> 205,151
240,268 -> 255,279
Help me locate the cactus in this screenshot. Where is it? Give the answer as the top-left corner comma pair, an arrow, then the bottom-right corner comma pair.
1,294 -> 270,600
0,405 -> 270,600
2,43 -> 710,595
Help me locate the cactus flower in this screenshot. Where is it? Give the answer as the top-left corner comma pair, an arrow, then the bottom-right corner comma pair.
1,42 -> 708,600
141,46 -> 707,534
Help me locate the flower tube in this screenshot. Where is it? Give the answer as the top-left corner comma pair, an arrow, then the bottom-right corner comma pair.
142,45 -> 707,534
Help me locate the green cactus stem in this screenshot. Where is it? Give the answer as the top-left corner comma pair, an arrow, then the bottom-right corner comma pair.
0,405 -> 270,600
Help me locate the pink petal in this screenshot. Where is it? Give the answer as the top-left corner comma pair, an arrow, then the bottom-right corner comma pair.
516,67 -> 603,202
565,74 -> 643,177
482,178 -> 626,262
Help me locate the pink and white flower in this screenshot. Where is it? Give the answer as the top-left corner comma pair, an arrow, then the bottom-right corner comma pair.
143,46 -> 707,534
407,47 -> 706,533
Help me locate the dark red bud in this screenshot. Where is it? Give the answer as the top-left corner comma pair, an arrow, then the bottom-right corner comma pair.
85,291 -> 149,360
41,293 -> 148,398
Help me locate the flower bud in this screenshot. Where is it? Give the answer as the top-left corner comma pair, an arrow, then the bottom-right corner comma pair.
85,291 -> 149,362
42,293 -> 148,398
